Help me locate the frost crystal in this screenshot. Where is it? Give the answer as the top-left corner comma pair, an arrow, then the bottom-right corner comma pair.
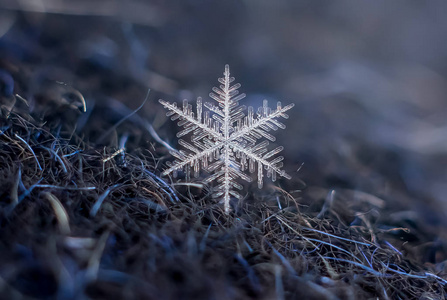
159,65 -> 294,213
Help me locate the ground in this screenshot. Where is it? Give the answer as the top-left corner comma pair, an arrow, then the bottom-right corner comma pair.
1,2 -> 447,299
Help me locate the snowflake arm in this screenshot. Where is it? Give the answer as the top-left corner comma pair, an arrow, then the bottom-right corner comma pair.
161,142 -> 221,177
231,143 -> 291,188
159,65 -> 294,213
158,98 -> 223,141
231,100 -> 294,143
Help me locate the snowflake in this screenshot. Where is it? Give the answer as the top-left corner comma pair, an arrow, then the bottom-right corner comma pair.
159,65 -> 294,213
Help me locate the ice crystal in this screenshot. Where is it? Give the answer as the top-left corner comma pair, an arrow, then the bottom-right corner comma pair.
159,65 -> 294,213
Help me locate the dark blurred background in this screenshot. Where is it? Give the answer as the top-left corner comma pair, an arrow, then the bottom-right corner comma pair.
1,0 -> 447,225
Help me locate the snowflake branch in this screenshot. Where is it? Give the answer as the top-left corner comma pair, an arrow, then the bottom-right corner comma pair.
159,99 -> 223,141
232,144 -> 291,188
162,143 -> 221,176
231,102 -> 294,142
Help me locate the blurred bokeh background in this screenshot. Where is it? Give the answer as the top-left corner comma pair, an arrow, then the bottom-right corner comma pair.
1,0 -> 447,225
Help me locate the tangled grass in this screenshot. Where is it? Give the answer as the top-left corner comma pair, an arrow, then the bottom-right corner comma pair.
0,74 -> 446,300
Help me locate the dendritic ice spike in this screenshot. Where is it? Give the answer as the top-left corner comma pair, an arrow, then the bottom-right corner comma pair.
159,65 -> 294,213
